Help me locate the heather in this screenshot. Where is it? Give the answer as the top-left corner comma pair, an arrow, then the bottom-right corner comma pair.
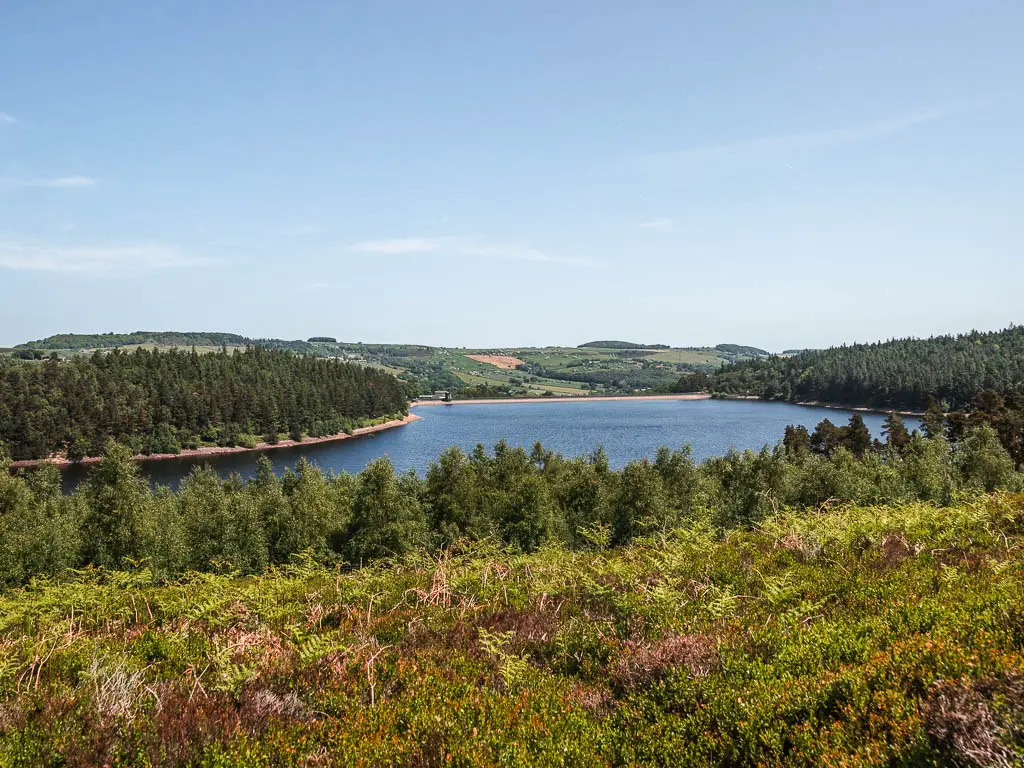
0,494 -> 1022,765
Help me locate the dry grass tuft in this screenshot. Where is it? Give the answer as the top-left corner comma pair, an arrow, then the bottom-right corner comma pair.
571,684 -> 613,715
878,533 -> 917,567
481,605 -> 562,647
776,533 -> 821,562
239,688 -> 308,729
85,657 -> 150,727
611,633 -> 717,692
925,678 -> 1019,767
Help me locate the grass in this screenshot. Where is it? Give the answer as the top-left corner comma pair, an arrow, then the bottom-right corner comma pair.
643,349 -> 730,365
362,362 -> 406,376
512,347 -> 728,369
1,494 -> 1022,766
453,370 -> 587,397
331,344 -> 732,395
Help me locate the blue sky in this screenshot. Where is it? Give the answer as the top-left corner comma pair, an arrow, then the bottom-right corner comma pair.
2,1 -> 1022,350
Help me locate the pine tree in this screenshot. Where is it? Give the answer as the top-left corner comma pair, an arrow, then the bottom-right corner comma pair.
810,419 -> 843,456
782,425 -> 812,455
846,413 -> 873,458
922,398 -> 946,440
882,413 -> 911,453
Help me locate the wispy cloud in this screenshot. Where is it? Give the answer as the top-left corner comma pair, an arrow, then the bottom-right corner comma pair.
350,237 -> 447,255
460,242 -> 593,267
0,241 -> 214,274
350,236 -> 593,267
639,218 -> 673,230
632,103 -> 967,169
0,113 -> 16,125
0,175 -> 96,188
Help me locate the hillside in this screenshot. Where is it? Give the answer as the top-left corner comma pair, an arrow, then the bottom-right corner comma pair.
714,343 -> 770,356
0,347 -> 408,461
696,325 -> 1024,410
17,331 -> 252,351
339,342 -> 769,397
1,494 -> 1021,765
578,340 -> 669,349
10,333 -> 770,398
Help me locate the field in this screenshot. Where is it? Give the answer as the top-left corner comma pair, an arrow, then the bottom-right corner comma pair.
453,369 -> 587,396
1,495 -> 1021,765
406,344 -> 757,397
464,354 -> 526,369
8,334 -> 770,397
642,348 -> 731,365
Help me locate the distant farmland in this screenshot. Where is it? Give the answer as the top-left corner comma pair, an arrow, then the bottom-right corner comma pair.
465,354 -> 526,369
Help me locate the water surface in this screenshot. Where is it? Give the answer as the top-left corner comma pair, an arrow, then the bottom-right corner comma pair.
59,399 -> 919,490
58,399 -> 921,489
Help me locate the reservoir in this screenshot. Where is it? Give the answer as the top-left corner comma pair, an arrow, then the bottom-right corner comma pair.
59,398 -> 919,490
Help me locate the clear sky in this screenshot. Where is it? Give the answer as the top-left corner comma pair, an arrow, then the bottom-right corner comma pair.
2,1 -> 1022,351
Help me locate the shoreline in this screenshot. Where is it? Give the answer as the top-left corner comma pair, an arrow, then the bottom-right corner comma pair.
793,400 -> 926,417
411,393 -> 712,407
9,413 -> 423,470
715,395 -> 925,417
9,394 -> 919,471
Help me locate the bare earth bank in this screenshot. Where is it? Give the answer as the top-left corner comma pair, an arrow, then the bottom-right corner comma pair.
411,393 -> 712,407
9,414 -> 423,470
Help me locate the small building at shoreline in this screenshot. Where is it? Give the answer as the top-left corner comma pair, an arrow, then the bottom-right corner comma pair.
417,390 -> 452,402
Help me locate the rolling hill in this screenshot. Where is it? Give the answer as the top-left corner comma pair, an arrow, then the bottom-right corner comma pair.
11,333 -> 769,398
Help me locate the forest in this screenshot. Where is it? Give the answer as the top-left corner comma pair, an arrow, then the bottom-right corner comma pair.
686,325 -> 1024,410
1,410 -> 1020,588
16,331 -> 253,351
0,348 -> 408,461
2,420 -> 1023,764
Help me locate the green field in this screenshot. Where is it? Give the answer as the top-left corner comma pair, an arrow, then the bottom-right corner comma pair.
8,333 -> 771,397
428,344 -> 747,396
409,343 -> 760,397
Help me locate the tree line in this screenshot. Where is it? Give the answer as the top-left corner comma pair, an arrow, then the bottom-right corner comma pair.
0,348 -> 408,461
678,325 -> 1024,410
518,362 -> 683,390
2,411 -> 1020,588
17,331 -> 252,351
578,341 -> 670,349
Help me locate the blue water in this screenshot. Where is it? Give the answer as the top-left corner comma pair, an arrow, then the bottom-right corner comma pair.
59,399 -> 919,490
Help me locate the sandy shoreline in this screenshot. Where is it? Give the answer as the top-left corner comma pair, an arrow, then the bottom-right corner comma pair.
411,393 -> 712,407
708,395 -> 925,417
9,414 -> 423,470
793,401 -> 926,417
